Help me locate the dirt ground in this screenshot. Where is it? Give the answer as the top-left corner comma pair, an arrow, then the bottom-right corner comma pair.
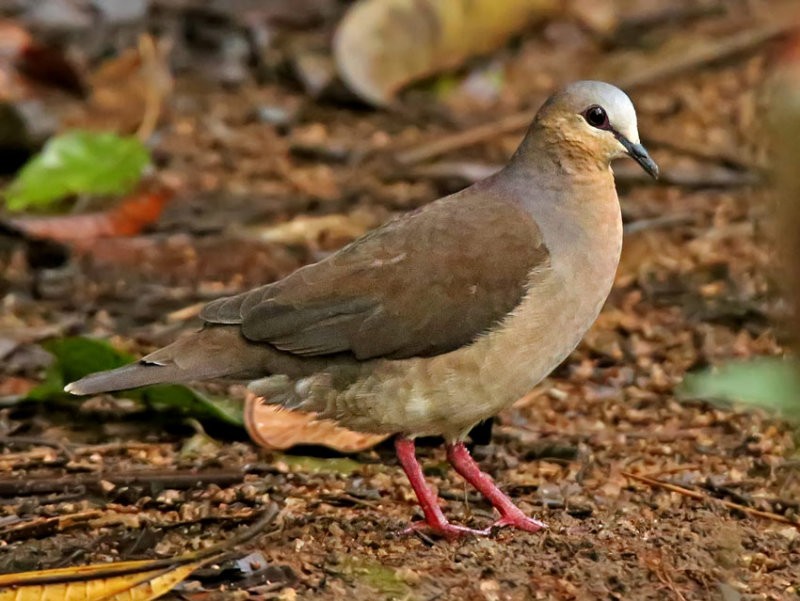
1,1 -> 799,600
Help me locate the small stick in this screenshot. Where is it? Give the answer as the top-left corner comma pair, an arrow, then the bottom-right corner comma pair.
0,469 -> 251,497
0,435 -> 75,460
613,3 -> 727,42
411,160 -> 758,189
0,510 -> 104,543
136,34 -> 172,141
622,471 -> 800,528
609,21 -> 794,89
0,504 -> 280,586
639,464 -> 703,477
396,112 -> 533,166
70,441 -> 175,455
623,214 -> 695,235
395,20 -> 796,166
642,131 -> 763,173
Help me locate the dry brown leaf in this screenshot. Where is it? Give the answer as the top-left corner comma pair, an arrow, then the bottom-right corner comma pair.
0,506 -> 279,601
11,186 -> 172,244
0,19 -> 83,102
244,392 -> 387,452
0,510 -> 103,543
251,211 -> 380,249
104,561 -> 205,601
64,35 -> 172,139
333,0 -> 558,105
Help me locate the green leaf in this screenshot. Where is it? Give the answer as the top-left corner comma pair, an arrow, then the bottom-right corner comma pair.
678,357 -> 800,421
4,130 -> 150,212
338,558 -> 411,599
276,454 -> 363,475
28,337 -> 243,427
137,384 -> 244,427
27,337 -> 133,401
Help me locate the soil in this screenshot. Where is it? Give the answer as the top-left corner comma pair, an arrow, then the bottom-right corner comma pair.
0,1 -> 798,600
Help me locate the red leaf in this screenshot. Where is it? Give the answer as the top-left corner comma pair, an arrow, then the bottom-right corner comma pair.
11,186 -> 172,243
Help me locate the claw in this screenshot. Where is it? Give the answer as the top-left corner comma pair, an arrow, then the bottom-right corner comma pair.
401,520 -> 491,541
491,514 -> 546,533
446,441 -> 546,535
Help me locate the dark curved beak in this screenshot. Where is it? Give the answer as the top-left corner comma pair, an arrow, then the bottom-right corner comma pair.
616,135 -> 659,179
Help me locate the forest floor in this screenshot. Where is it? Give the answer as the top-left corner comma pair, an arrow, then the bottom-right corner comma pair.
0,1 -> 798,599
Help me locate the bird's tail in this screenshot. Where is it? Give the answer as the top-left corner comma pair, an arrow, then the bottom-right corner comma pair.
64,360 -> 198,395
65,326 -> 273,396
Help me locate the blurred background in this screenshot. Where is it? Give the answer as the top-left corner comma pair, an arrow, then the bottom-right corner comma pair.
0,0 -> 798,599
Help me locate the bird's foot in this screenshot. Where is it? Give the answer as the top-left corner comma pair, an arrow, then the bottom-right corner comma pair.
491,510 -> 546,533
402,520 -> 491,541
445,441 -> 546,535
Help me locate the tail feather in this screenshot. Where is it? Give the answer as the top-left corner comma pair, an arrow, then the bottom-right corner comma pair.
64,361 -> 189,395
64,326 -> 287,396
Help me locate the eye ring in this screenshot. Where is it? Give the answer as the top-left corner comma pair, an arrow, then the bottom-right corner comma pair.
583,105 -> 609,129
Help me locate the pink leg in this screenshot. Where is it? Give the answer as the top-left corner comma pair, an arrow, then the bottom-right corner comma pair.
394,436 -> 490,540
446,441 -> 546,533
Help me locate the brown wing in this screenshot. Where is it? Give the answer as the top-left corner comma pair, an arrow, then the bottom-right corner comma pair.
200,192 -> 549,360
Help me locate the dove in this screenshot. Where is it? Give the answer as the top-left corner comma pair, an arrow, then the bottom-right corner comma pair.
66,81 -> 658,539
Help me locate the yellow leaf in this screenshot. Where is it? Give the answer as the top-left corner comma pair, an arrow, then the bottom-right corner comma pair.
0,559 -> 203,601
102,561 -> 205,601
0,506 -> 278,601
0,559 -> 163,587
0,567 -> 168,601
334,0 -> 558,105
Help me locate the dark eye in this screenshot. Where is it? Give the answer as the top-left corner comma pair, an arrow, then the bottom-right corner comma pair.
583,105 -> 609,129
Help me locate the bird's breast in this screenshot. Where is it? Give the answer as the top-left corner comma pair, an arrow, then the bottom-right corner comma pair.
313,189 -> 623,439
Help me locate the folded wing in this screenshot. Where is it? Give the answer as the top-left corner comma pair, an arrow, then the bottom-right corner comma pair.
201,192 -> 549,360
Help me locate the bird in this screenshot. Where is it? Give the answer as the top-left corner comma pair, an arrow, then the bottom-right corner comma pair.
66,80 -> 658,540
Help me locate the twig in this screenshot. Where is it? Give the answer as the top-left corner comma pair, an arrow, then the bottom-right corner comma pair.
623,214 -> 695,235
396,113 -> 533,166
0,510 -> 103,543
146,509 -> 262,530
136,33 -> 171,141
638,464 -> 703,478
69,441 -> 175,455
318,492 -> 381,509
412,160 -> 756,190
608,21 -> 794,90
613,161 -> 760,188
613,3 -> 727,43
0,436 -> 74,459
642,131 -> 763,173
395,20 -> 796,166
622,471 -> 800,529
702,480 -> 800,511
0,504 -> 281,586
0,469 -> 251,497
644,549 -> 686,601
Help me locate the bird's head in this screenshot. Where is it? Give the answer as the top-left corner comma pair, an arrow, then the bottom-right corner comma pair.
532,80 -> 659,179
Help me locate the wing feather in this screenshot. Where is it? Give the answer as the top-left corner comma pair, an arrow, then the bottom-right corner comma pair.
201,190 -> 549,360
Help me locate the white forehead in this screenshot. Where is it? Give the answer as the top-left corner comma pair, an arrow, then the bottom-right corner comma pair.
559,80 -> 640,143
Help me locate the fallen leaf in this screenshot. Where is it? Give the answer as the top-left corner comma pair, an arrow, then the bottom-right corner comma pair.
65,34 -> 172,138
3,130 -> 151,212
28,337 -> 243,427
245,392 -> 387,452
0,559 -> 204,601
11,185 -> 172,242
251,211 -> 380,249
679,358 -> 800,421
